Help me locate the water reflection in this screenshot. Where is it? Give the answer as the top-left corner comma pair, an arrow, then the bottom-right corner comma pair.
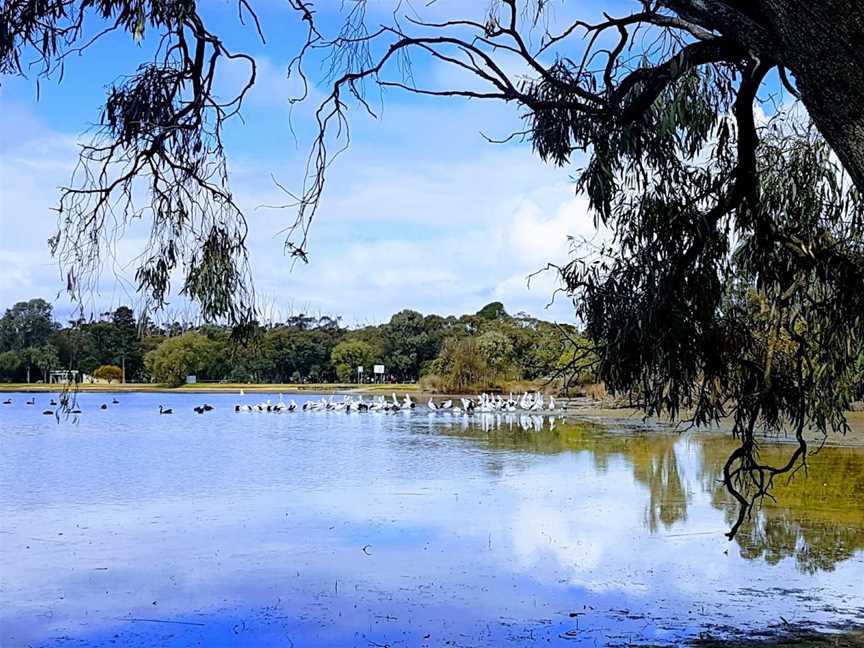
699,438 -> 864,573
435,419 -> 690,533
1,392 -> 862,647
438,416 -> 864,571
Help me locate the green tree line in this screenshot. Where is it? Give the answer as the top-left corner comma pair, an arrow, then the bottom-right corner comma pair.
0,299 -> 593,389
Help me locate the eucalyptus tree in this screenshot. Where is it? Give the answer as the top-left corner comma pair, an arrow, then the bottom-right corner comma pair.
287,0 -> 864,539
2,0 -> 262,330
3,0 -> 864,538
0,299 -> 57,352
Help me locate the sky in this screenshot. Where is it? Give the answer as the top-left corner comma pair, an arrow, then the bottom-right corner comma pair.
0,0 -> 621,327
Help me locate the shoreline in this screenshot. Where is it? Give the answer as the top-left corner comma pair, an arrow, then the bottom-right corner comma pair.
691,626 -> 864,647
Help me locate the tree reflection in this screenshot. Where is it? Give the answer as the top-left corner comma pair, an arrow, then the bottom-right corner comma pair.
701,438 -> 864,572
435,420 -> 689,532
631,438 -> 688,533
436,418 -> 864,572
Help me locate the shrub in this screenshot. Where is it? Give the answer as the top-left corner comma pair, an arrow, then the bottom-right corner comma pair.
144,332 -> 217,386
330,340 -> 375,382
422,337 -> 492,392
93,364 -> 123,383
418,373 -> 448,393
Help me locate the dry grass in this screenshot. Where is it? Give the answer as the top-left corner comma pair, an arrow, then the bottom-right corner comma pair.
417,375 -> 555,395
584,382 -> 608,401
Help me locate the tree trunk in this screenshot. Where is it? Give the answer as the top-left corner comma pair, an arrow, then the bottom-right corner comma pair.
759,0 -> 864,192
672,0 -> 864,191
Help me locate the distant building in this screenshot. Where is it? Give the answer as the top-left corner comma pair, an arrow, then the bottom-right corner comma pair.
49,370 -> 80,384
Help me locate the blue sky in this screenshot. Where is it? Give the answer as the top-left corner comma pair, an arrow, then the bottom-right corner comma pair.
0,0 -> 620,326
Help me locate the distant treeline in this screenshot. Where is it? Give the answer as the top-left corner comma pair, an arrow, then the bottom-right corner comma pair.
0,299 -> 594,390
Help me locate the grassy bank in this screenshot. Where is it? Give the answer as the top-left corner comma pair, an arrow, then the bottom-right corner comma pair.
0,382 -> 421,394
0,380 -> 565,396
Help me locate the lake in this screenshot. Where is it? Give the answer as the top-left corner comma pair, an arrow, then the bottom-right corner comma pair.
1,391 -> 862,646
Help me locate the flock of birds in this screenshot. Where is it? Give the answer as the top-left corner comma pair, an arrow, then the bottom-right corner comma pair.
4,391 -> 559,417
230,392 -> 557,415
1,396 -> 119,415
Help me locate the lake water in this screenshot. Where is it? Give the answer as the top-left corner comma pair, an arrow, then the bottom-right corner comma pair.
1,391 -> 862,647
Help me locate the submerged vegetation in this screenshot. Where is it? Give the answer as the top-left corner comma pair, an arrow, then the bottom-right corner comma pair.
0,298 -> 589,391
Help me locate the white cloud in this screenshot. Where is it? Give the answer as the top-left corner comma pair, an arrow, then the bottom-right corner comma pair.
0,91 -> 601,324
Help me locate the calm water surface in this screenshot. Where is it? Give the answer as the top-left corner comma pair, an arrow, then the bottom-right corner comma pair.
1,391 -> 862,647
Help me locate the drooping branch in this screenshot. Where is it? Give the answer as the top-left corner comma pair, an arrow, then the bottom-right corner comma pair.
287,2 -> 761,260
262,2 -> 860,543
2,1 -> 265,328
